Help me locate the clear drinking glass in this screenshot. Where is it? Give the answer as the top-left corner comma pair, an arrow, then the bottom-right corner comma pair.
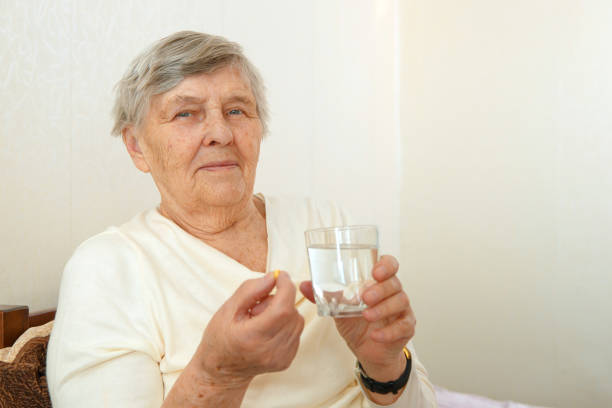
305,225 -> 379,317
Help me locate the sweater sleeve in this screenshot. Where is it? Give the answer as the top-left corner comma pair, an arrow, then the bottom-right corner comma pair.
47,230 -> 164,408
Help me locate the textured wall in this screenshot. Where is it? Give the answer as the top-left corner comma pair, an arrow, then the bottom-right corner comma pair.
6,1 -> 611,406
400,1 -> 612,407
0,0 -> 400,311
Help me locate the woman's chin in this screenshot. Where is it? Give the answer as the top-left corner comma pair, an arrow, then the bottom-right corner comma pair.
199,184 -> 251,207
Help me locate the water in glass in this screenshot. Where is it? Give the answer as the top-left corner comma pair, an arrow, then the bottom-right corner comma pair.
307,243 -> 377,317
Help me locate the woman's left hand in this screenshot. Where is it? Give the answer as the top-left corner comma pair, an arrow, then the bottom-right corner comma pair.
300,255 -> 416,381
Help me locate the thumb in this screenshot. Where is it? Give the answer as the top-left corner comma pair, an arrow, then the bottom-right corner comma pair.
299,281 -> 316,304
233,272 -> 276,318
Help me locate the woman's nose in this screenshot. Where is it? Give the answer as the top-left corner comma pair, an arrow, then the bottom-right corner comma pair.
202,112 -> 233,146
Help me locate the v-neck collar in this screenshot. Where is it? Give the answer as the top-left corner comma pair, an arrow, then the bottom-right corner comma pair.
150,194 -> 305,305
152,194 -> 271,276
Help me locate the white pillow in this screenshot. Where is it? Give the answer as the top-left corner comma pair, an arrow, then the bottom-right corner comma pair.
0,320 -> 54,363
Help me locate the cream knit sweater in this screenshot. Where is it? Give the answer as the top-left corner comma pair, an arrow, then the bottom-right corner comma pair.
47,195 -> 436,408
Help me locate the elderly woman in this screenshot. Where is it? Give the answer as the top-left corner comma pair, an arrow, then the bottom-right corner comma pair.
47,31 -> 436,408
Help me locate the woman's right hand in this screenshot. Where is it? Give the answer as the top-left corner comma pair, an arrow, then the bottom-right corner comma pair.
164,271 -> 304,407
195,270 -> 304,388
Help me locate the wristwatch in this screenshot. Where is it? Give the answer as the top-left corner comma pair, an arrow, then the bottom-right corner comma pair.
356,348 -> 412,395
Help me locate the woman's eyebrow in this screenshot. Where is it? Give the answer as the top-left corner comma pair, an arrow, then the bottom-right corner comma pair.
158,95 -> 204,120
225,94 -> 256,106
165,95 -> 205,109
160,93 -> 255,117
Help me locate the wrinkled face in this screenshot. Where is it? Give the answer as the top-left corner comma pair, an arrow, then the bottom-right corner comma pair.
129,65 -> 263,212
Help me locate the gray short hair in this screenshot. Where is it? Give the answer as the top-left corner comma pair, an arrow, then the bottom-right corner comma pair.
111,31 -> 269,137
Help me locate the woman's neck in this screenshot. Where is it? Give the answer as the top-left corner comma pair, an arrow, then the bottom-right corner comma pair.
158,195 -> 265,241
158,195 -> 268,272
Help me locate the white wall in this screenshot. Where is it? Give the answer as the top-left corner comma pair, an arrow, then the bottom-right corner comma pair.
0,1 -> 399,312
7,1 -> 610,406
400,1 -> 612,407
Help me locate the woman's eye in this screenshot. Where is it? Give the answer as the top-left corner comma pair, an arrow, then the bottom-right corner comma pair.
176,111 -> 192,118
228,109 -> 243,116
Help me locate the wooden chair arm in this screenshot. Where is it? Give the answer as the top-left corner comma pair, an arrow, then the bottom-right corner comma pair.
0,305 -> 56,348
0,305 -> 28,348
29,309 -> 56,328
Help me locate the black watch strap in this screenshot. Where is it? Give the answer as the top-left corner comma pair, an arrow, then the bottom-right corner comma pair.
357,348 -> 412,395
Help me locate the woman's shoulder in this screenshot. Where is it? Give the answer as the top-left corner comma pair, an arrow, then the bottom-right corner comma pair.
70,208 -> 160,257
63,229 -> 139,293
64,209 -> 162,284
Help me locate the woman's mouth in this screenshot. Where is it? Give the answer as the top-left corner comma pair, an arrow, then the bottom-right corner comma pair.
200,161 -> 239,171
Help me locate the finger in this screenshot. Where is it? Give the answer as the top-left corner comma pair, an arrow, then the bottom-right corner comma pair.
269,271 -> 297,307
234,272 -> 276,317
362,276 -> 403,306
249,294 -> 274,317
370,313 -> 416,343
372,255 -> 400,282
250,272 -> 298,333
299,281 -> 315,304
363,291 -> 410,322
269,313 -> 305,372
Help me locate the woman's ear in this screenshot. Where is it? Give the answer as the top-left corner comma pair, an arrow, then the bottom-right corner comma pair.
122,126 -> 151,173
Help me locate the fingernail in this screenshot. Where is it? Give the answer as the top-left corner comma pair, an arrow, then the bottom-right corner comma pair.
264,271 -> 275,283
375,265 -> 386,277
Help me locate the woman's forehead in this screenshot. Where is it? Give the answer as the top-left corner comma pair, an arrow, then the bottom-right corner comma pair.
160,67 -> 253,103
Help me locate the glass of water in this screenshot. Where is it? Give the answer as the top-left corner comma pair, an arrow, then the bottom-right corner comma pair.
305,225 -> 379,318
